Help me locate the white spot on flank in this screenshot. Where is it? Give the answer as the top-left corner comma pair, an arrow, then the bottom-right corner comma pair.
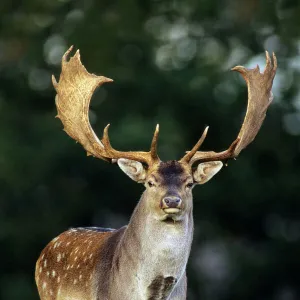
39,267 -> 42,273
89,254 -> 93,259
57,253 -> 61,262
57,276 -> 60,283
42,282 -> 47,289
50,289 -> 53,296
52,270 -> 56,277
74,256 -> 78,261
77,264 -> 80,269
66,265 -> 70,270
79,274 -> 82,280
41,254 -> 45,260
47,271 -> 50,277
73,279 -> 77,284
66,242 -> 71,246
44,260 -> 47,268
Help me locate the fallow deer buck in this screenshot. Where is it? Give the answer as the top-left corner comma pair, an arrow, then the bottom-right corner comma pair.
35,46 -> 277,300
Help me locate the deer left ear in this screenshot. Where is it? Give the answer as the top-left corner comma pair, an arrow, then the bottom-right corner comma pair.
117,158 -> 147,183
193,161 -> 223,184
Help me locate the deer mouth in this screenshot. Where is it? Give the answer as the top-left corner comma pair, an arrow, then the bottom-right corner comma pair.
163,208 -> 181,214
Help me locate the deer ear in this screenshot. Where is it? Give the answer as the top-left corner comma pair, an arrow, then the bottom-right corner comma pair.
193,161 -> 223,184
117,158 -> 147,183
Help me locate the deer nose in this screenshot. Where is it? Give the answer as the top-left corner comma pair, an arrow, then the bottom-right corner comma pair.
161,196 -> 182,209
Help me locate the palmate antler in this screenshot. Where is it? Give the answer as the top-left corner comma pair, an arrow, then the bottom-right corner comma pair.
53,46 -> 277,169
181,51 -> 277,165
52,46 -> 160,167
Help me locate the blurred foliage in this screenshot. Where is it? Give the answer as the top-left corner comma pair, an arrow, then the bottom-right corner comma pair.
0,0 -> 300,299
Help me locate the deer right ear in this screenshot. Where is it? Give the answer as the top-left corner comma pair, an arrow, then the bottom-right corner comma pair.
117,158 -> 147,183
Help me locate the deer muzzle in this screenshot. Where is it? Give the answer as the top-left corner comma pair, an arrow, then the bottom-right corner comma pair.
161,196 -> 182,214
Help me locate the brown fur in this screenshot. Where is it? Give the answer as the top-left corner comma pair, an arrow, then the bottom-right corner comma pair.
35,227 -> 125,299
157,161 -> 185,187
148,276 -> 177,300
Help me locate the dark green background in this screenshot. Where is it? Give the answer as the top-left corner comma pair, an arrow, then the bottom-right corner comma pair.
1,0 -> 300,299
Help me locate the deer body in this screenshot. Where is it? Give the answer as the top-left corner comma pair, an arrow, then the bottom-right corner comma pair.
35,47 -> 277,299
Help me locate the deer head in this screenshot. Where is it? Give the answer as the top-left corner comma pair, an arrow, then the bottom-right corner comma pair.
52,46 -> 277,222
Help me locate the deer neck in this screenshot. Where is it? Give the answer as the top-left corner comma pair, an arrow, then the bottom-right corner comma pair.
110,192 -> 194,298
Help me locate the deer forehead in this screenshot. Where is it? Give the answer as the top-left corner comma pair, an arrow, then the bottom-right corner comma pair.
149,161 -> 192,186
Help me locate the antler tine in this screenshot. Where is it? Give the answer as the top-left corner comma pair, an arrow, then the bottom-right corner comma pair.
54,47 -> 161,168
101,124 -> 160,166
185,51 -> 277,166
180,126 -> 209,163
150,124 -> 160,161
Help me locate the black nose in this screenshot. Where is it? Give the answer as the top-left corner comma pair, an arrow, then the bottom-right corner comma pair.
161,196 -> 182,209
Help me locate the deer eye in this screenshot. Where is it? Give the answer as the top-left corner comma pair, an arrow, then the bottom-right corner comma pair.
186,182 -> 194,189
148,181 -> 155,187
